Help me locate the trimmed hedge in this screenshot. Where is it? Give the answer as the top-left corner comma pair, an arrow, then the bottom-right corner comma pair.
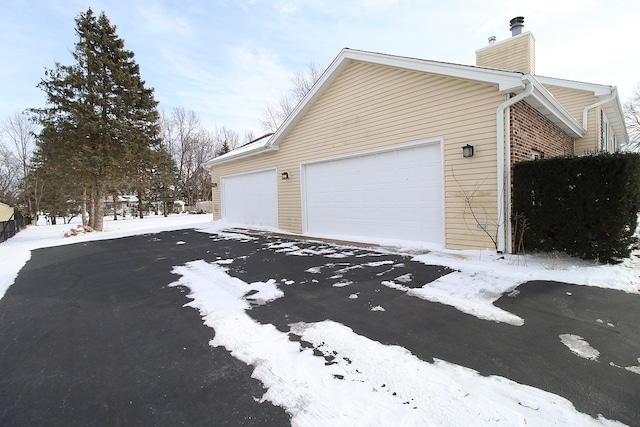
512,153 -> 640,263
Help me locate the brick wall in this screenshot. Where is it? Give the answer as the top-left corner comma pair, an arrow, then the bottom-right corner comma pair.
510,100 -> 574,167
509,100 -> 575,252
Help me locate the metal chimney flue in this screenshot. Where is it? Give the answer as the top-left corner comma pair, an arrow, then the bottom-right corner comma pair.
509,16 -> 524,36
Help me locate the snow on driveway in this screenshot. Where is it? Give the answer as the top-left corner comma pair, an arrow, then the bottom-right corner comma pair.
169,259 -> 624,426
2,215 -> 639,426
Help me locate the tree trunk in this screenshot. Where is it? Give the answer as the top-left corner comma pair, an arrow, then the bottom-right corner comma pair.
82,188 -> 88,226
113,192 -> 119,221
94,188 -> 104,231
88,190 -> 95,229
137,189 -> 144,219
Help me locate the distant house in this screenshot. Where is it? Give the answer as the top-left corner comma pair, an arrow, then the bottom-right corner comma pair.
0,202 -> 14,222
203,17 -> 628,253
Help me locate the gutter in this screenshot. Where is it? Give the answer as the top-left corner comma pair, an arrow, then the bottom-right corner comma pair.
496,76 -> 533,253
202,145 -> 278,169
582,87 -> 617,131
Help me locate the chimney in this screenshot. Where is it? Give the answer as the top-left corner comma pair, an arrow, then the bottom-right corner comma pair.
475,16 -> 535,74
510,16 -> 525,36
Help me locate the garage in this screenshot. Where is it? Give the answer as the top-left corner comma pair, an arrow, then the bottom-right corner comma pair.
302,141 -> 443,244
221,169 -> 278,228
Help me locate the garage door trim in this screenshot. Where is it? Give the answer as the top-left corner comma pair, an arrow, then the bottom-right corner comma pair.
220,167 -> 278,228
300,138 -> 444,245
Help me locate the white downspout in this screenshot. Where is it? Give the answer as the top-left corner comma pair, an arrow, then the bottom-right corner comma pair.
582,88 -> 616,141
496,76 -> 533,253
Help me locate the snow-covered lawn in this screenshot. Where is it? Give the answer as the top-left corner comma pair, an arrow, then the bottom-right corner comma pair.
2,214 -> 638,426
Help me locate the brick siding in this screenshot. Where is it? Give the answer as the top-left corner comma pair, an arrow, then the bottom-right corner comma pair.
509,100 -> 574,252
510,100 -> 574,167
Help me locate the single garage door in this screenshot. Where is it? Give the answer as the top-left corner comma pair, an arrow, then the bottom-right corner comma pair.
221,169 -> 278,228
303,142 -> 443,244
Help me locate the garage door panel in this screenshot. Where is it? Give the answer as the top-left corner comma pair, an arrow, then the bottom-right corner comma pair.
303,143 -> 442,244
221,169 -> 278,228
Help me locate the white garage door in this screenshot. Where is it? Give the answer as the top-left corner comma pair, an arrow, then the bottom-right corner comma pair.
221,169 -> 278,228
303,142 -> 443,244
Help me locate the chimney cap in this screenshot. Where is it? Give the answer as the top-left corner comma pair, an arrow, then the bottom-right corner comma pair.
510,16 -> 525,36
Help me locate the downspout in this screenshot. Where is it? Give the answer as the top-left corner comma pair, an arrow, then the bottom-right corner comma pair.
582,87 -> 617,140
496,76 -> 533,253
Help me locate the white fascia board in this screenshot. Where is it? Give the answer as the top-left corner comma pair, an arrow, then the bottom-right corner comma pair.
537,75 -> 628,144
535,75 -> 614,97
265,48 -> 525,151
525,75 -> 585,137
265,50 -> 354,151
343,49 -> 525,92
203,145 -> 278,169
603,96 -> 630,145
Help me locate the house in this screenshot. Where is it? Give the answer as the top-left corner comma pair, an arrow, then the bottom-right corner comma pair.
0,202 -> 14,222
203,17 -> 628,253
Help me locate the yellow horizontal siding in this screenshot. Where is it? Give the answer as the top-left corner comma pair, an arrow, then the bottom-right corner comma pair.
211,61 -> 505,250
476,33 -> 535,74
542,85 -> 600,154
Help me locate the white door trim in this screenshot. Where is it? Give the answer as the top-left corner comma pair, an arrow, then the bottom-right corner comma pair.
300,138 -> 445,245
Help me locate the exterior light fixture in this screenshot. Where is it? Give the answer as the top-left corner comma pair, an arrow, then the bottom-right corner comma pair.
281,172 -> 289,180
211,182 -> 218,188
462,144 -> 474,158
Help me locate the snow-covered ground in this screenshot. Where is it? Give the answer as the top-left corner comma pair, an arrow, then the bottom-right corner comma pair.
1,214 -> 638,426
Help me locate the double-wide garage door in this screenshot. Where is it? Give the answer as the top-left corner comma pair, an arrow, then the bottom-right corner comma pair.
303,142 -> 443,244
221,169 -> 278,228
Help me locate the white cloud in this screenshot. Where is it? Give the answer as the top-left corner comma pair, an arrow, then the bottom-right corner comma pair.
1,0 -> 639,134
136,3 -> 194,39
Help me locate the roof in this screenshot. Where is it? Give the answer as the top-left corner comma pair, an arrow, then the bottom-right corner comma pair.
536,75 -> 628,145
204,48 -> 627,167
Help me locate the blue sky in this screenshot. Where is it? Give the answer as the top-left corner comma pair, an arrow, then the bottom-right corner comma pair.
1,0 -> 638,137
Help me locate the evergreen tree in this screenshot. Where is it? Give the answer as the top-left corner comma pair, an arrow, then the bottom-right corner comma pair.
32,8 -> 160,230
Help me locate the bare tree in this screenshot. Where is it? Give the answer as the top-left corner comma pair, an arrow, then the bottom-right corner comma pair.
160,108 -> 220,207
244,130 -> 256,144
260,62 -> 321,133
214,125 -> 240,156
1,112 -> 38,213
623,83 -> 640,151
0,141 -> 20,204
290,62 -> 322,102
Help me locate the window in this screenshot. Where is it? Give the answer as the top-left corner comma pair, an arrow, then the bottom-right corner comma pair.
602,110 -> 610,152
531,150 -> 543,160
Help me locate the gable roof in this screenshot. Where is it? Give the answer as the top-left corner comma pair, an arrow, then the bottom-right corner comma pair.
537,75 -> 628,145
204,48 -> 625,167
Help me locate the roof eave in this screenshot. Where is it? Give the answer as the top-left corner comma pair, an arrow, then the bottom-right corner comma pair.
536,76 -> 629,145
203,145 -> 279,169
525,77 -> 585,137
264,48 -> 527,151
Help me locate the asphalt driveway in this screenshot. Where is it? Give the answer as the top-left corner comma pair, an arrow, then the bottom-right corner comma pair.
1,229 -> 639,425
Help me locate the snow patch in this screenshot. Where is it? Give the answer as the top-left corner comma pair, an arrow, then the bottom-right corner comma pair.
215,231 -> 257,241
390,271 -> 524,326
168,263 -> 622,426
332,281 -> 352,288
559,334 -> 600,361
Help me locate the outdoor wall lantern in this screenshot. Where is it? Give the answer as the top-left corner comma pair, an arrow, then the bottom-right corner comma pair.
462,144 -> 475,158
212,182 -> 218,188
281,172 -> 289,180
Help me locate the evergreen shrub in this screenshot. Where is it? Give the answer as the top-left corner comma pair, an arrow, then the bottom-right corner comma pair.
512,153 -> 640,263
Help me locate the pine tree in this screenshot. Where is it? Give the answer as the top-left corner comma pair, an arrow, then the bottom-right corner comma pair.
33,8 -> 161,230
